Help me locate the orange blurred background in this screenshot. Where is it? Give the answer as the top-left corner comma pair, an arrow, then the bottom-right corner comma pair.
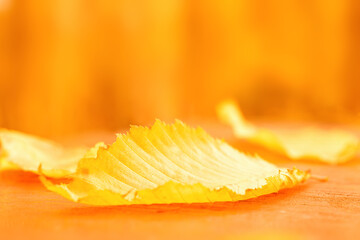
0,0 -> 359,138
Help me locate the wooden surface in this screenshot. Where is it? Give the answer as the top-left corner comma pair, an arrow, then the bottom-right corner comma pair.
0,126 -> 360,240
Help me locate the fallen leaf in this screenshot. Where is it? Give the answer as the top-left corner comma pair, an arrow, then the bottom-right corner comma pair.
0,129 -> 90,178
41,120 -> 309,205
217,100 -> 359,164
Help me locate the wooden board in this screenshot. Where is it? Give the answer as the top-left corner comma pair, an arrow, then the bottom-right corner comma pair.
0,126 -> 359,240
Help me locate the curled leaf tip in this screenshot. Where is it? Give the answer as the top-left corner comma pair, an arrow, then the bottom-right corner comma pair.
217,100 -> 359,164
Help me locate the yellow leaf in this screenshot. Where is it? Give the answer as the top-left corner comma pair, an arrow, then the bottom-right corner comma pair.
217,100 -> 359,164
0,129 -> 89,178
41,120 -> 309,205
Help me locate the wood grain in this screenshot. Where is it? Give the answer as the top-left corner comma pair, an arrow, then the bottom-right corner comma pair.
0,127 -> 359,240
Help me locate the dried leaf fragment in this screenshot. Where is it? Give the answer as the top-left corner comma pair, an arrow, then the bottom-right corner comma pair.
41,120 -> 309,205
217,100 -> 359,164
0,129 -> 88,178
